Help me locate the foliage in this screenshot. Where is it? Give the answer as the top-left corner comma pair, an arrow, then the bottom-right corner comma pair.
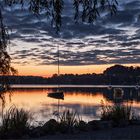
0,8 -> 17,89
59,110 -> 81,133
100,101 -> 133,125
73,0 -> 118,23
0,10 -> 16,118
0,7 -> 17,114
0,106 -> 31,138
2,64 -> 140,85
3,0 -> 118,32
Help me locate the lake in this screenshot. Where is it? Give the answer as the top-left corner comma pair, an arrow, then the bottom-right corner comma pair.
0,85 -> 140,125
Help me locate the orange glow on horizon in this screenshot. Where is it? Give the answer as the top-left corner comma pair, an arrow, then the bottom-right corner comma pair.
13,63 -> 140,77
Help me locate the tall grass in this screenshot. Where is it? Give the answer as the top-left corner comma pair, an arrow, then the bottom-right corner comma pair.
59,110 -> 81,133
0,106 -> 31,138
100,101 -> 133,125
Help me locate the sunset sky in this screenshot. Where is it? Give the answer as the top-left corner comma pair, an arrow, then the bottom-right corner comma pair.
3,0 -> 140,77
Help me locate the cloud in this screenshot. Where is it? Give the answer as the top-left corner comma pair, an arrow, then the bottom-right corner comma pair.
3,0 -> 140,66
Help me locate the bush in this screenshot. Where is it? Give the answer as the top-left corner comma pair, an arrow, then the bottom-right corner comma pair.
0,106 -> 31,138
100,101 -> 133,126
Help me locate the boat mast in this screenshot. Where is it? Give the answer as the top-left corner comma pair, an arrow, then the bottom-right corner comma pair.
57,45 -> 60,89
57,45 -> 60,77
57,45 -> 60,118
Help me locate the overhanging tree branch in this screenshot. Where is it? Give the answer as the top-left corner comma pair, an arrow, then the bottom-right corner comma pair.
0,7 -> 17,89
3,0 -> 118,31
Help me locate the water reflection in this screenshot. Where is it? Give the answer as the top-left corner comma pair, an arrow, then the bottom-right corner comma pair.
0,87 -> 140,124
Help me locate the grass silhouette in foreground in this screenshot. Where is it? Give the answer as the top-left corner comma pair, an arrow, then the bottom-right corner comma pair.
0,106 -> 30,138
59,110 -> 81,133
0,103 -> 139,139
100,101 -> 135,127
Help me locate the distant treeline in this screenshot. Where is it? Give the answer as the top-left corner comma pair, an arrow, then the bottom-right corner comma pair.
0,65 -> 140,85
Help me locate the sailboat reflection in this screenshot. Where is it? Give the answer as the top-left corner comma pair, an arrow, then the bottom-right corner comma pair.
47,92 -> 64,119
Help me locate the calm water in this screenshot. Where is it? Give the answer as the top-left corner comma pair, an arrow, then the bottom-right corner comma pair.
0,86 -> 140,125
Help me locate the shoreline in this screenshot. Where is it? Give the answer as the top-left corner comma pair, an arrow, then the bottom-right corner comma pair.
10,84 -> 140,89
35,125 -> 140,140
21,120 -> 140,139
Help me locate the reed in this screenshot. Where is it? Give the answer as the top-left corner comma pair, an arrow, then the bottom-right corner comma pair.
59,110 -> 81,133
100,101 -> 133,126
0,106 -> 30,138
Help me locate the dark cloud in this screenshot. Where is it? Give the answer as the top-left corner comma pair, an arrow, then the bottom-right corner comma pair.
3,0 -> 140,66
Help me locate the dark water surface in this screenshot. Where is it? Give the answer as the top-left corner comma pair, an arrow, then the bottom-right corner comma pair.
0,86 -> 140,125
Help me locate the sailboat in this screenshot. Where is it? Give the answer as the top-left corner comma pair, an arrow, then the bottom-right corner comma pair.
48,91 -> 64,100
47,45 -> 64,100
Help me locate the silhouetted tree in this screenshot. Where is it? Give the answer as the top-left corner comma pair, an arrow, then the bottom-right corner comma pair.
0,0 -> 119,84
0,7 -> 16,88
1,65 -> 140,85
